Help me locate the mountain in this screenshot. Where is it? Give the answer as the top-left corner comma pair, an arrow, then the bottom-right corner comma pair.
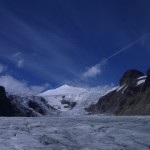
0,86 -> 59,116
0,84 -> 112,117
39,84 -> 112,115
86,68 -> 150,115
1,68 -> 150,117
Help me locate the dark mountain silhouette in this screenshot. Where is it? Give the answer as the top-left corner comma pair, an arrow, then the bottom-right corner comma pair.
0,86 -> 59,117
86,68 -> 150,115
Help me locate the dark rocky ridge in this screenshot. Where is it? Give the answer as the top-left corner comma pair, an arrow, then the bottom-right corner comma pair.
0,86 -> 15,116
119,69 -> 144,86
0,86 -> 58,117
86,68 -> 150,115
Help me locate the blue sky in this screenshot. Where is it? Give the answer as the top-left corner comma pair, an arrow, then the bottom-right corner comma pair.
0,0 -> 150,93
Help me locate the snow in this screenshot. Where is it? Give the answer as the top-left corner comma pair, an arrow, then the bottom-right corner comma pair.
7,94 -> 59,116
137,79 -> 146,86
0,116 -> 150,150
39,84 -> 87,96
122,85 -> 128,94
117,75 -> 147,91
106,86 -> 118,93
39,85 -> 114,115
136,76 -> 147,86
137,76 -> 147,80
1,85 -> 150,150
117,84 -> 126,92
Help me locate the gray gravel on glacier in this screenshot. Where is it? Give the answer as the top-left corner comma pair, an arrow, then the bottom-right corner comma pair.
0,116 -> 150,150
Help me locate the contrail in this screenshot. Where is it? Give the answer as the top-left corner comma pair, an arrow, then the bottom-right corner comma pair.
104,33 -> 150,62
79,33 -> 150,79
82,33 -> 150,78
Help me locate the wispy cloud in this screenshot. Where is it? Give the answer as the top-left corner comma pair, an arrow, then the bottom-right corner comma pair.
0,75 -> 49,95
82,60 -> 106,78
83,33 -> 150,78
0,63 -> 7,73
0,8 -> 79,83
13,52 -> 25,68
0,61 -> 49,95
17,59 -> 24,68
13,52 -> 22,57
83,64 -> 101,78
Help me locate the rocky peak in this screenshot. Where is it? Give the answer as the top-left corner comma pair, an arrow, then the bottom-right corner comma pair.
0,86 -> 14,116
119,69 -> 144,86
0,86 -> 7,98
86,68 -> 150,115
0,86 -> 58,117
142,68 -> 150,91
147,68 -> 150,76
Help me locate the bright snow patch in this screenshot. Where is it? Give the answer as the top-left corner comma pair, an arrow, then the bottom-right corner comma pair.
136,75 -> 146,86
122,85 -> 128,94
117,84 -> 126,92
137,76 -> 147,80
0,116 -> 150,150
137,79 -> 146,86
39,84 -> 114,115
40,84 -> 87,96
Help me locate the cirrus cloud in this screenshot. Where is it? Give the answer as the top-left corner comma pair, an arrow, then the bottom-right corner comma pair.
0,63 -> 7,73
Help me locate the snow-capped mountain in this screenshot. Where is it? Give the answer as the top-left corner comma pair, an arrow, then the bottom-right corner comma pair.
8,94 -> 59,116
40,84 -> 87,96
0,86 -> 59,117
39,84 -> 114,115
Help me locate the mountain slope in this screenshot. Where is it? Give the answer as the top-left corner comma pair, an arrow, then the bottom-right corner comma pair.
0,86 -> 59,116
39,84 -> 113,115
86,68 -> 150,115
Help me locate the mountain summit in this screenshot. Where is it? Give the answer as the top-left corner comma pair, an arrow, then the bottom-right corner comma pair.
86,68 -> 150,115
39,84 -> 112,115
39,84 -> 87,96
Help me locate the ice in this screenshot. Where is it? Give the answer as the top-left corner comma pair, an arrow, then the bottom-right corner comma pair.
136,76 -> 146,86
137,76 -> 147,80
117,84 -> 126,92
39,85 -> 114,114
137,79 -> 146,85
0,116 -> 150,150
39,85 -> 87,96
122,85 -> 128,94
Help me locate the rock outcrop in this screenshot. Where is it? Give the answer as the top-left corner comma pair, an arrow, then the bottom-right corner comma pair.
142,68 -> 150,91
0,86 -> 15,116
0,86 -> 59,117
119,69 -> 144,86
86,68 -> 150,115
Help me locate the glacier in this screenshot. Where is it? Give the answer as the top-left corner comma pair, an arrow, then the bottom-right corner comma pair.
39,84 -> 114,115
0,84 -> 150,150
0,116 -> 150,150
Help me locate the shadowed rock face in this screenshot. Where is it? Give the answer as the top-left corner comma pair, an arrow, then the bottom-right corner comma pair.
119,69 -> 144,86
0,86 -> 15,116
142,68 -> 150,91
86,68 -> 150,115
0,86 -> 58,117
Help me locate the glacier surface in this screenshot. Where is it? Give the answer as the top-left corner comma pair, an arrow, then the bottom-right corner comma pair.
0,116 -> 150,150
39,84 -> 114,115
